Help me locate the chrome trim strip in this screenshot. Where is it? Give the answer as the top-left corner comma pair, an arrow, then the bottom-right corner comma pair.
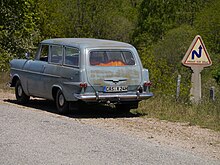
74,92 -> 153,101
11,68 -> 61,78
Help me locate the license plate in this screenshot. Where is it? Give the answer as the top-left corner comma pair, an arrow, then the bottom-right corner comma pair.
103,86 -> 128,92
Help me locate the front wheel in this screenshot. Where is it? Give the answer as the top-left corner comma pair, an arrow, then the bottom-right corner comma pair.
56,89 -> 69,114
15,80 -> 30,104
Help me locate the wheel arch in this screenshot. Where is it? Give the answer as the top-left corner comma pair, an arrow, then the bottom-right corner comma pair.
52,85 -> 62,101
11,75 -> 20,87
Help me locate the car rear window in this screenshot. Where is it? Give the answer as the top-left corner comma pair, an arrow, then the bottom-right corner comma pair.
89,51 -> 135,66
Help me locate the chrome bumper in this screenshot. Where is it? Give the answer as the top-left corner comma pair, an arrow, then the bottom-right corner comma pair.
74,92 -> 153,102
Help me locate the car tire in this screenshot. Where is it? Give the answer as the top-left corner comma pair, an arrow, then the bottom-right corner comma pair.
56,89 -> 69,114
15,80 -> 30,104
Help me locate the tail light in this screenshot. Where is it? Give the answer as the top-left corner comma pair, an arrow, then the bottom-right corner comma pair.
80,82 -> 87,88
143,81 -> 152,87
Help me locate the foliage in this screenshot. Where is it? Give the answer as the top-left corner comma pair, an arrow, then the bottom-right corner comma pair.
0,0 -> 141,70
139,25 -> 197,99
0,47 -> 13,71
0,0 -> 40,58
37,0 -> 141,42
133,0 -> 209,48
213,65 -> 220,85
194,0 -> 220,85
195,0 -> 220,54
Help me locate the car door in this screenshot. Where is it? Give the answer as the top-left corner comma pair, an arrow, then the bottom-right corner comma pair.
41,44 -> 64,99
60,46 -> 81,95
24,44 -> 50,97
42,46 -> 81,100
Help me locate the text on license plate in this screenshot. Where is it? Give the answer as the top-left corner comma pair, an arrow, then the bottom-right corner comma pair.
103,86 -> 128,92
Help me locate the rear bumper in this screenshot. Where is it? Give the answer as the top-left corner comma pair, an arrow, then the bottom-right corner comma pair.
74,92 -> 153,102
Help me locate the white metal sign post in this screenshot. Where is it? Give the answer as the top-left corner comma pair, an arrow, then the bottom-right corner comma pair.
182,35 -> 212,103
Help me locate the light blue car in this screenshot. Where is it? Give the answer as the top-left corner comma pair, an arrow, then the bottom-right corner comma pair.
10,38 -> 153,114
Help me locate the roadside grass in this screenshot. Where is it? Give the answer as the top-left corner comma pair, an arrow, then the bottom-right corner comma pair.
134,95 -> 220,131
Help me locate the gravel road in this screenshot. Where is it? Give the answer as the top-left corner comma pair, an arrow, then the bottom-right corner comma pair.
0,93 -> 220,165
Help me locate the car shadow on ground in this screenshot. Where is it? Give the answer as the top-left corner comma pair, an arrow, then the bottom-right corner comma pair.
4,98 -> 140,119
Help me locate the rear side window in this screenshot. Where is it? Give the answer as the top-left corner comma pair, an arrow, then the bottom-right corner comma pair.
90,51 -> 135,66
64,47 -> 79,67
51,45 -> 63,64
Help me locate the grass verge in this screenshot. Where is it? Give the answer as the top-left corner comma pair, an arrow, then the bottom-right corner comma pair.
134,95 -> 220,131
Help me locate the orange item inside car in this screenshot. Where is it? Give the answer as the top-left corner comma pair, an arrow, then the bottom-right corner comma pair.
97,61 -> 126,66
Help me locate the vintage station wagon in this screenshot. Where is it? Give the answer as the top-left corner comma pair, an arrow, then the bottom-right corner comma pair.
10,38 -> 153,114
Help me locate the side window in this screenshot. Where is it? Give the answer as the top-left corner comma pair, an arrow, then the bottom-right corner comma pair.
51,45 -> 63,64
64,47 -> 79,67
39,45 -> 49,62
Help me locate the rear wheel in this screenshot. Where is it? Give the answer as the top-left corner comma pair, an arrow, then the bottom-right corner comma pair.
56,89 -> 69,114
15,80 -> 30,104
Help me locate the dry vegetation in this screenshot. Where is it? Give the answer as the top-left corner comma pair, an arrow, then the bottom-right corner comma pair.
135,95 -> 220,131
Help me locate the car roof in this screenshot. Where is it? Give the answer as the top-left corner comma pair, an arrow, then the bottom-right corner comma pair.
41,38 -> 133,48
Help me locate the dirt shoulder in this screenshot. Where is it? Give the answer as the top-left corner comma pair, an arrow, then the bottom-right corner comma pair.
80,117 -> 220,160
1,90 -> 220,160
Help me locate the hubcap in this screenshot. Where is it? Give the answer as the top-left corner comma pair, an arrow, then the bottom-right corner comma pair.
18,85 -> 23,97
58,94 -> 65,106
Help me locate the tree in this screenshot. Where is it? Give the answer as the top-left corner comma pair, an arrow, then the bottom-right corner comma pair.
133,0 -> 210,48
37,0 -> 140,42
194,0 -> 220,85
195,0 -> 220,54
0,0 -> 40,57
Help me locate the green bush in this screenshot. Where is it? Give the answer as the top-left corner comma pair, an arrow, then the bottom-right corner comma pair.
0,47 -> 13,71
195,0 -> 220,54
139,25 -> 198,101
213,66 -> 220,85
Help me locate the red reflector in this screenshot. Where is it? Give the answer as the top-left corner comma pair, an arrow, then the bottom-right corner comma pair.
80,83 -> 87,88
144,82 -> 152,87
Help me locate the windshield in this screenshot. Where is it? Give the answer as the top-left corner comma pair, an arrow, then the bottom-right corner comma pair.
89,51 -> 135,67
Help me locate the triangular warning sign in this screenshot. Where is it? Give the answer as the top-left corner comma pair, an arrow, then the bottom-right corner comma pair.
182,35 -> 212,67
